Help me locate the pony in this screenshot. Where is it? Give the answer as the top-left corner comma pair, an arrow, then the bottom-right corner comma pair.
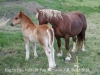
36,8 -> 87,62
10,11 -> 56,71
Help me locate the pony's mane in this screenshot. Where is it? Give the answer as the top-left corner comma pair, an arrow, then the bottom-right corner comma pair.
39,9 -> 62,20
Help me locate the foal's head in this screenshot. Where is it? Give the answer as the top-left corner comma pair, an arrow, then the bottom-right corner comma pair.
36,8 -> 48,25
10,11 -> 24,26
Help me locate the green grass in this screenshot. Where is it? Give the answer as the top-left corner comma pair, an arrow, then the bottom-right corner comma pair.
0,0 -> 100,75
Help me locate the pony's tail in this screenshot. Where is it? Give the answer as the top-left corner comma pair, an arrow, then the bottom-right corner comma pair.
77,32 -> 83,49
77,12 -> 87,28
47,28 -> 54,48
76,12 -> 87,49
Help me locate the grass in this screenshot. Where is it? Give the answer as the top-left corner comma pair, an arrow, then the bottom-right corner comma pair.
0,0 -> 100,75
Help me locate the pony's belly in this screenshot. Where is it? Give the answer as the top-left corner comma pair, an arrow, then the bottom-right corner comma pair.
55,33 -> 64,38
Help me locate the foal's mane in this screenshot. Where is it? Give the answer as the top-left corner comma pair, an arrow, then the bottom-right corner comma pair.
21,13 -> 34,24
39,9 -> 62,20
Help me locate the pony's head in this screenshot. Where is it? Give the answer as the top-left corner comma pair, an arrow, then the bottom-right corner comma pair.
36,8 -> 62,25
10,11 -> 24,26
36,8 -> 48,25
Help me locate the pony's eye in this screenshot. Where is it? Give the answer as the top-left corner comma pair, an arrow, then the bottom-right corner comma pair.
15,17 -> 18,20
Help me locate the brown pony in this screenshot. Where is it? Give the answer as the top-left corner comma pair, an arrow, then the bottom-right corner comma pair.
10,11 -> 56,71
36,8 -> 87,62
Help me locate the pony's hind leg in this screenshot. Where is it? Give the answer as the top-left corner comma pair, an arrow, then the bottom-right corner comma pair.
33,43 -> 38,58
81,40 -> 85,51
77,30 -> 86,51
72,36 -> 77,53
24,37 -> 30,60
81,31 -> 86,51
55,35 -> 63,57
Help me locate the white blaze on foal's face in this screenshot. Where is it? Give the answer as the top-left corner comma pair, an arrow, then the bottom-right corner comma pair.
10,12 -> 22,26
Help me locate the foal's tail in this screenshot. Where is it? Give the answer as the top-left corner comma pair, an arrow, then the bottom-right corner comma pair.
47,28 -> 54,48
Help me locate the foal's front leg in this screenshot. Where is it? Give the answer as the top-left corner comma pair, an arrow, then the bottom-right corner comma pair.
55,35 -> 62,57
33,43 -> 38,59
24,37 -> 30,60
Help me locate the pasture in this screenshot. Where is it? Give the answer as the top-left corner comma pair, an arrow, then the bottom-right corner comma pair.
0,0 -> 100,75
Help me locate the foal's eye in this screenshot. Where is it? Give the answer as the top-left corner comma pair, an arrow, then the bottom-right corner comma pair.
15,17 -> 18,20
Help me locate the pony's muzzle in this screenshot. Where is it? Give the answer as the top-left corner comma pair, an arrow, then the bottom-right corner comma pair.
10,23 -> 14,26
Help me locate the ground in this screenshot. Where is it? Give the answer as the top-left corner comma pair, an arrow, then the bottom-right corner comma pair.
0,0 -> 100,75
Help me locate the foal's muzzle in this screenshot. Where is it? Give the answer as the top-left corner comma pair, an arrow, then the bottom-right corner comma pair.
10,23 -> 14,26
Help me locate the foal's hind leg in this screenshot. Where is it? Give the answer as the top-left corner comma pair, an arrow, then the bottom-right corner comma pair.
72,36 -> 77,53
49,45 -> 56,68
33,43 -> 38,59
43,45 -> 55,71
55,35 -> 63,57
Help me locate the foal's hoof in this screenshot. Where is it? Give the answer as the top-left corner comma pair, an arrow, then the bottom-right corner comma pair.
34,56 -> 38,59
53,64 -> 56,69
47,68 -> 52,71
25,58 -> 29,61
47,65 -> 56,71
47,67 -> 55,71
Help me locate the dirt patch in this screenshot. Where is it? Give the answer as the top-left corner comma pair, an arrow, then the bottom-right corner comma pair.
0,1 -> 43,18
23,2 -> 43,14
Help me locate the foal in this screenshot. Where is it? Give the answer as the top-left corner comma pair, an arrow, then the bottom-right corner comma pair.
10,11 -> 56,71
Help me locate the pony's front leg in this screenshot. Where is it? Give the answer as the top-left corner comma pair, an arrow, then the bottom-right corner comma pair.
72,36 -> 77,53
55,35 -> 63,57
24,37 -> 30,60
33,43 -> 38,59
65,35 -> 71,62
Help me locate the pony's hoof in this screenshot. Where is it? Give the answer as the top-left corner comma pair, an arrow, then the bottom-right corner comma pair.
65,57 -> 71,62
57,53 -> 63,57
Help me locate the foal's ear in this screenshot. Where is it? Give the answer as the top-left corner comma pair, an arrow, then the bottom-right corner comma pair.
22,11 -> 24,14
19,11 -> 23,17
36,8 -> 41,13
